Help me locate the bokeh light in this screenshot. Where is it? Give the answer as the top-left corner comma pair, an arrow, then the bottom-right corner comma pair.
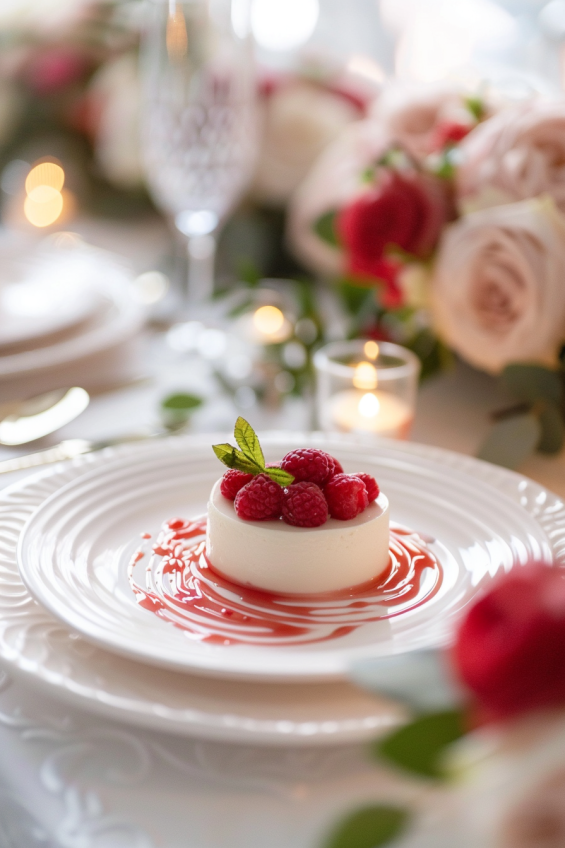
23,160 -> 66,228
253,305 -> 285,336
25,161 -> 64,194
364,341 -> 380,360
251,0 -> 319,51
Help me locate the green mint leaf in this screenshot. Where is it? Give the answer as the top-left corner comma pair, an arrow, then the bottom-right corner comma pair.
323,805 -> 410,848
374,710 -> 465,780
313,210 -> 340,247
234,417 -> 265,470
212,443 -> 262,474
212,443 -> 239,468
264,466 -> 294,486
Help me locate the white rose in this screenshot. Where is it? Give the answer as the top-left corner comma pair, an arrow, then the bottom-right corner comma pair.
447,712 -> 565,848
430,197 -> 565,374
89,52 -> 143,190
252,79 -> 362,207
287,119 -> 389,276
457,99 -> 565,215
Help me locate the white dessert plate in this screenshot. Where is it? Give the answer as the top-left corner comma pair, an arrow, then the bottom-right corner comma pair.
2,436 -> 565,744
17,435 -> 559,683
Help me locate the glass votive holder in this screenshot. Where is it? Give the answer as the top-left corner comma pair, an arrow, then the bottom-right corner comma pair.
313,340 -> 421,440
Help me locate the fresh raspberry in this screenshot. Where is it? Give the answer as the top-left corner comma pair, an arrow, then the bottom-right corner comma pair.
220,469 -> 254,500
353,472 -> 379,502
325,454 -> 344,478
280,449 -> 332,486
325,474 -> 369,520
235,474 -> 283,521
282,482 -> 328,527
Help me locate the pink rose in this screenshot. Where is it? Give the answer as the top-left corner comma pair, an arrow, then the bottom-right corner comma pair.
457,100 -> 565,214
23,48 -> 90,94
430,198 -> 565,373
372,82 -> 478,161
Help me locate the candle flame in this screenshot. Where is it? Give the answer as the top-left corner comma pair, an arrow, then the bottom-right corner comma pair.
364,340 -> 379,360
253,305 -> 285,336
353,361 -> 378,390
358,392 -> 380,418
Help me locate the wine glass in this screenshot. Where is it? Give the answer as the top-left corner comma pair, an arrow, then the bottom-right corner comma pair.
141,0 -> 257,306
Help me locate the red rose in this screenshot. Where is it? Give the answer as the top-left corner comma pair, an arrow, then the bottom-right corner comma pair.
429,120 -> 472,152
454,563 -> 565,721
337,170 -> 449,289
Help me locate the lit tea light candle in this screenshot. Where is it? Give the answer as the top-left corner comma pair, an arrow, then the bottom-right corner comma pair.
314,339 -> 420,441
329,389 -> 413,438
239,304 -> 293,345
331,363 -> 412,437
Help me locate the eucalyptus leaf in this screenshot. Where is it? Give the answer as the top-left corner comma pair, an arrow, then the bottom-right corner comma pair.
502,364 -> 563,406
161,393 -> 203,411
538,401 -> 565,454
350,649 -> 462,712
324,805 -> 410,848
375,710 -> 465,780
314,210 -> 340,248
234,417 -> 265,469
477,413 -> 541,470
264,466 -> 294,486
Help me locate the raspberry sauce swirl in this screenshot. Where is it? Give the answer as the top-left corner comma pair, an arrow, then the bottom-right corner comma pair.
128,517 -> 443,647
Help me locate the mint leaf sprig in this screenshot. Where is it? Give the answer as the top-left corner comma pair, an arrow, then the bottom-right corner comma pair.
212,417 -> 294,486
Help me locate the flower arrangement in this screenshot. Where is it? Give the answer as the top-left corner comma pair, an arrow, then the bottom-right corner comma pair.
288,84 -> 565,467
323,560 -> 565,848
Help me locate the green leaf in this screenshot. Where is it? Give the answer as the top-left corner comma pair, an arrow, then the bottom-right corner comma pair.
161,393 -> 203,411
212,443 -> 261,474
502,364 -> 563,406
477,413 -> 541,469
264,466 -> 294,486
313,210 -> 340,247
538,401 -> 565,454
324,805 -> 410,848
234,417 -> 265,469
375,710 -> 465,780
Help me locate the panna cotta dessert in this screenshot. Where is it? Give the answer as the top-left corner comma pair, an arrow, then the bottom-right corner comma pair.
206,417 -> 390,595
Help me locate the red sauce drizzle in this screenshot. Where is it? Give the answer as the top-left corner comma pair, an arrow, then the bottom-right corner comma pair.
128,516 -> 443,646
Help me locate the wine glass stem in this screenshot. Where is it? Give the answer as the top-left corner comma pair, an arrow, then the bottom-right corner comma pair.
186,232 -> 216,304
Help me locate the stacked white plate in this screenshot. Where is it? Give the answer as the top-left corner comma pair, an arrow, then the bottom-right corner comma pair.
0,231 -> 145,402
2,433 -> 564,846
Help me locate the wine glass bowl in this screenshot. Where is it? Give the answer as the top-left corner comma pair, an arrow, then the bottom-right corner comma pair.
141,0 -> 257,303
